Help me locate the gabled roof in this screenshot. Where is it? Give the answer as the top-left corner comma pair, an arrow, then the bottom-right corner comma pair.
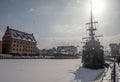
7,26 -> 36,42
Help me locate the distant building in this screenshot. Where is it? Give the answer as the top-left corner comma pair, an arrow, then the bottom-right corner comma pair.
57,46 -> 77,55
0,41 -> 2,54
2,26 -> 37,56
119,43 -> 120,55
109,43 -> 119,56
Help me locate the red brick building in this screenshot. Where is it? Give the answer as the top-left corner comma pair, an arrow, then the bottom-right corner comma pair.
109,43 -> 119,56
0,41 -> 2,54
2,26 -> 37,56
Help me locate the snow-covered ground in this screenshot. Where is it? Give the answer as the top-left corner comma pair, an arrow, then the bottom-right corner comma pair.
95,62 -> 120,82
0,59 -> 104,82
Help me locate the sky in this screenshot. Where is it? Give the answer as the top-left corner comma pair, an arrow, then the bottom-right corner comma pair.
0,0 -> 120,49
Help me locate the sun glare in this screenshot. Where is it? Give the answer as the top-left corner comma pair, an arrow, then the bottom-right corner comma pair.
92,0 -> 106,16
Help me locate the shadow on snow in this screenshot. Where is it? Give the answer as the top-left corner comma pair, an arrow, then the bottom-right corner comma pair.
71,66 -> 104,82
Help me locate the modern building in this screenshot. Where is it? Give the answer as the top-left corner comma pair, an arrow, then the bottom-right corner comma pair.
0,41 -> 2,54
57,46 -> 77,55
2,26 -> 37,56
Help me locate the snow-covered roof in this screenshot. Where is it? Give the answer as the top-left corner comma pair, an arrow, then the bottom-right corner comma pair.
8,27 -> 36,42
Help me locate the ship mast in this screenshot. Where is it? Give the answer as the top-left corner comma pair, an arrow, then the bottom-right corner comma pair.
90,0 -> 94,40
86,0 -> 98,40
82,0 -> 105,69
83,0 -> 103,40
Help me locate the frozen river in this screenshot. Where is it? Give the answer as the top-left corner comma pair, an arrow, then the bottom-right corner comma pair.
0,59 -> 104,82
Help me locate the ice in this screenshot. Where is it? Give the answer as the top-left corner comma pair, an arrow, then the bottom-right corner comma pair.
0,59 -> 104,82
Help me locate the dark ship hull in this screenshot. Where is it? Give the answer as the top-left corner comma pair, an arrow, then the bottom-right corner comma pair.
82,49 -> 104,69
82,40 -> 105,69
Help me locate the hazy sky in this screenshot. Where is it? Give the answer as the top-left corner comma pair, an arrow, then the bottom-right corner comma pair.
0,0 -> 120,49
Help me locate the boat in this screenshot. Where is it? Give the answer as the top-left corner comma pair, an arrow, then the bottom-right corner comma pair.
82,0 -> 105,69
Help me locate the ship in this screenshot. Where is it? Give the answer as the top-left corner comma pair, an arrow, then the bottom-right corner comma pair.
82,0 -> 105,69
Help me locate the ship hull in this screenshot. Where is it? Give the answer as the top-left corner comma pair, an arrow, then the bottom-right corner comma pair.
82,49 -> 104,69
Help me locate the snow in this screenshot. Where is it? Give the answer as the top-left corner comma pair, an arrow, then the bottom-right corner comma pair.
116,64 -> 120,81
74,67 -> 104,82
0,59 -> 104,82
10,30 -> 36,42
96,67 -> 111,82
95,62 -> 120,82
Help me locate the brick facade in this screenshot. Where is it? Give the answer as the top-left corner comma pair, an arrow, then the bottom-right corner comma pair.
2,26 -> 37,56
109,43 -> 119,56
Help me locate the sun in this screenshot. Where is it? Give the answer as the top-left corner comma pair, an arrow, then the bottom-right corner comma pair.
92,0 -> 106,16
